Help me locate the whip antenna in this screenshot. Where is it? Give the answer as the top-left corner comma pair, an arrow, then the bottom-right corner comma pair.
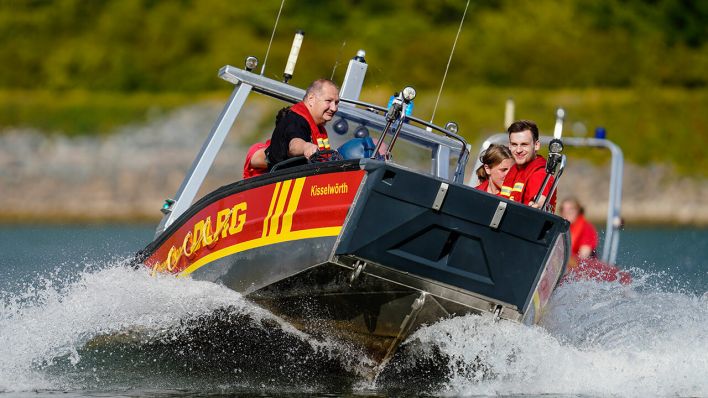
331,41 -> 347,80
261,0 -> 287,76
430,0 -> 470,124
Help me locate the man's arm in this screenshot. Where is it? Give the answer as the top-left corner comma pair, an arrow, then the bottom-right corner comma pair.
577,220 -> 598,259
526,171 -> 553,208
249,148 -> 268,169
578,245 -> 593,259
267,113 -> 312,167
288,138 -> 319,158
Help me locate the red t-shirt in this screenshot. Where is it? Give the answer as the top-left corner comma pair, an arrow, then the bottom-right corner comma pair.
500,156 -> 556,210
569,214 -> 598,258
242,140 -> 270,179
475,180 -> 489,192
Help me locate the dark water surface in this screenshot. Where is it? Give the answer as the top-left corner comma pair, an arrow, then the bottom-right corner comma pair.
0,224 -> 706,397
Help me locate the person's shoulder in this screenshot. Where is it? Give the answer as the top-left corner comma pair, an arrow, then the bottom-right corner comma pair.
278,110 -> 309,134
527,156 -> 547,176
530,155 -> 547,168
277,108 -> 305,124
286,111 -> 309,126
580,215 -> 598,233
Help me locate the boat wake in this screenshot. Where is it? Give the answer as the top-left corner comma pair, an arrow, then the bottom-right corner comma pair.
1,261 -> 706,396
380,271 -> 708,397
0,260 -> 369,394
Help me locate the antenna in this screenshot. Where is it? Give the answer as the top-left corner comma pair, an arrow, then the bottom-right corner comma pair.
430,0 -> 470,125
283,30 -> 304,83
553,107 -> 565,139
504,98 -> 515,129
331,41 -> 347,80
261,0 -> 287,76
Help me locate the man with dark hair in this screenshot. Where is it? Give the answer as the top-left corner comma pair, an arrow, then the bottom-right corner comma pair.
499,119 -> 556,210
243,79 -> 339,178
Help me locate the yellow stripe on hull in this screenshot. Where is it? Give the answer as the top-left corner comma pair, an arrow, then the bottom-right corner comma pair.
179,226 -> 342,277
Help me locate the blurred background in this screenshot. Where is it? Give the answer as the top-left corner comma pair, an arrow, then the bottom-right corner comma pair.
0,0 -> 706,225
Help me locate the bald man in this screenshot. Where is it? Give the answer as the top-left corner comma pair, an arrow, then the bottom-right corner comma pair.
244,79 -> 340,178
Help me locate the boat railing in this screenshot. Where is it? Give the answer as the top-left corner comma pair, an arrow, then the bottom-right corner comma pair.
220,66 -> 469,181
154,60 -> 470,237
333,96 -> 470,180
471,133 -> 624,265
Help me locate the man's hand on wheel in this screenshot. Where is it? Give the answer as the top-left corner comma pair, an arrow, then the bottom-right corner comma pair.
308,149 -> 343,163
303,143 -> 319,158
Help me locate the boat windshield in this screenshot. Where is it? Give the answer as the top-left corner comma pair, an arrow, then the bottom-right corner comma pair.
220,65 -> 469,182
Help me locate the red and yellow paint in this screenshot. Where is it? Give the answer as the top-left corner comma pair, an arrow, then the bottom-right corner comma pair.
146,170 -> 365,276
527,235 -> 567,323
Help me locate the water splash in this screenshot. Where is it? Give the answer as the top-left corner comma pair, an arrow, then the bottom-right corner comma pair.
392,276 -> 708,397
0,260 -> 365,393
2,259 -> 706,396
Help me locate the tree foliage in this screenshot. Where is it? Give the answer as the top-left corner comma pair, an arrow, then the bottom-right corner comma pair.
0,0 -> 706,176
0,0 -> 705,91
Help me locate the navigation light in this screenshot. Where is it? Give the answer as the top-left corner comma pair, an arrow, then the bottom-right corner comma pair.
549,138 -> 564,154
245,56 -> 258,72
445,122 -> 459,134
402,86 -> 416,102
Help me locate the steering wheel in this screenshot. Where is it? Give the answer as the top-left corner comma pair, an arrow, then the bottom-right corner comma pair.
270,149 -> 343,172
308,149 -> 343,163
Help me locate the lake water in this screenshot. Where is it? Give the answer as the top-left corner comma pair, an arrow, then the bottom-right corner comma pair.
0,224 -> 706,397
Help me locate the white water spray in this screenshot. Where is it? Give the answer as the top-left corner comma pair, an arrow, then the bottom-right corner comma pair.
403,278 -> 708,397
0,260 -> 368,392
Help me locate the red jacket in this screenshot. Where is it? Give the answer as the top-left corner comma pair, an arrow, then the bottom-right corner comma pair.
500,156 -> 556,210
243,140 -> 270,179
475,179 -> 489,192
569,214 -> 598,258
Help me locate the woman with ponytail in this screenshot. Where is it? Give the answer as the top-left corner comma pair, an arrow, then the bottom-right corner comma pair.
475,144 -> 513,195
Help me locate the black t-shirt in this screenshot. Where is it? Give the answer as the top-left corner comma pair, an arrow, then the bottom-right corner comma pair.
265,109 -> 312,169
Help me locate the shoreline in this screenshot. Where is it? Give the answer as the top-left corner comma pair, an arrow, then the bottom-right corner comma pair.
2,101 -> 707,228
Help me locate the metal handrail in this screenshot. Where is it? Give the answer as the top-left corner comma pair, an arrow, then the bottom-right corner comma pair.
338,97 -> 469,162
220,66 -> 469,182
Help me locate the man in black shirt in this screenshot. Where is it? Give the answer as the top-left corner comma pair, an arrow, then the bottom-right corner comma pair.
243,79 -> 340,178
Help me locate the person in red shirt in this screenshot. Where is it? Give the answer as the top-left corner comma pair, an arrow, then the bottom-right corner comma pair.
474,144 -> 514,195
243,79 -> 339,179
558,197 -> 631,284
243,140 -> 270,179
499,120 -> 556,211
559,197 -> 598,259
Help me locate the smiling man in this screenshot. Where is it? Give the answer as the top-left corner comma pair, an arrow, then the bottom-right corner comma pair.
243,79 -> 339,178
500,120 -> 556,210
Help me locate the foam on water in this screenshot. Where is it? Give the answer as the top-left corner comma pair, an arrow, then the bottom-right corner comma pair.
0,260 -> 365,393
2,257 -> 706,396
401,275 -> 708,397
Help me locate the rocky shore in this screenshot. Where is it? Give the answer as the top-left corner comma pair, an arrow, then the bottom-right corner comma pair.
1,101 -> 706,226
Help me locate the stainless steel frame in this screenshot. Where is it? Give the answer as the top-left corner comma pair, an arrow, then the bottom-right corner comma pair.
155,83 -> 253,236
333,255 -> 522,321
155,56 -> 470,236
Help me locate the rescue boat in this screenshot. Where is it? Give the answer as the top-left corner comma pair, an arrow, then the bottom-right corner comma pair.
135,51 -> 570,372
